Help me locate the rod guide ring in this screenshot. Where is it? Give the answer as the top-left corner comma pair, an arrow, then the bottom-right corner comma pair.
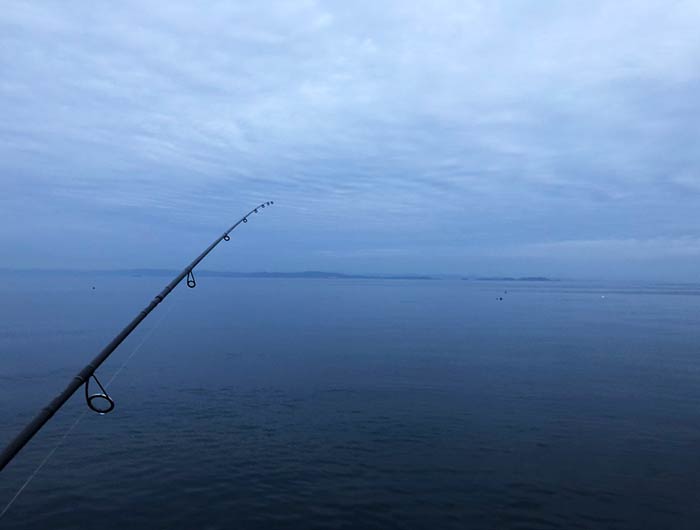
85,375 -> 115,414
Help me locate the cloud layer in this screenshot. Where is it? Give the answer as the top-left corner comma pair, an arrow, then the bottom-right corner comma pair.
2,1 -> 699,278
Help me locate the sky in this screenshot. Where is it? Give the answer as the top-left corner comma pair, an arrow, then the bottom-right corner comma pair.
1,1 -> 699,280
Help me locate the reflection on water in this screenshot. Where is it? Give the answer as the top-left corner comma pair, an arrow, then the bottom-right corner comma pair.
1,275 -> 699,529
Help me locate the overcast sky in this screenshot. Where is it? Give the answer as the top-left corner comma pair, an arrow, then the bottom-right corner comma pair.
2,1 -> 699,279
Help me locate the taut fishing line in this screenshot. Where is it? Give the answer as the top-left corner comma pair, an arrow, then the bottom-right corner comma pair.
0,302 -> 174,520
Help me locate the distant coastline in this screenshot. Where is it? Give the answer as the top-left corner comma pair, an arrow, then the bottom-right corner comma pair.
2,268 -> 556,282
195,271 -> 435,280
1,268 -> 434,281
464,276 -> 556,282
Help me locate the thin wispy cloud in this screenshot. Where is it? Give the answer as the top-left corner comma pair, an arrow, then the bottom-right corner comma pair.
1,1 -> 699,278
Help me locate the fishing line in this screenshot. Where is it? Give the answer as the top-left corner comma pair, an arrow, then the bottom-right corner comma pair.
105,301 -> 175,389
0,302 -> 174,520
0,410 -> 87,521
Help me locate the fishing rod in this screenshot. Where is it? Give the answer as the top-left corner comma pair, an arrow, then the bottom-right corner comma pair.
0,201 -> 274,472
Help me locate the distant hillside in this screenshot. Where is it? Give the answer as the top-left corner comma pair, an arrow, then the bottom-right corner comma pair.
4,268 -> 557,282
1,268 -> 433,280
464,276 -> 555,282
198,271 -> 434,280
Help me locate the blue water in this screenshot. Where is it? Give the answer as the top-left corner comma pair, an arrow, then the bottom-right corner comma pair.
1,275 -> 700,529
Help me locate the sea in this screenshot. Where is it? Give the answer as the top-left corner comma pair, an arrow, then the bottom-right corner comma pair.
1,274 -> 699,529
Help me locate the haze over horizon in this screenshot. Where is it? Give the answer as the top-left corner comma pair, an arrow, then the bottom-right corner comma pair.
2,1 -> 700,281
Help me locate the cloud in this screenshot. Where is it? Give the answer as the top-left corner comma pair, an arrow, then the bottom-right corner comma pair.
1,0 -> 699,277
498,237 -> 700,260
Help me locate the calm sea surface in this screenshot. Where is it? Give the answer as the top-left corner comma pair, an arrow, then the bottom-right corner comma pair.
1,275 -> 699,529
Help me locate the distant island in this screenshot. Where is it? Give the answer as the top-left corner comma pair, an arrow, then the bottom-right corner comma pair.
3,269 -> 558,282
464,276 -> 555,282
196,271 -> 434,280
1,268 -> 434,281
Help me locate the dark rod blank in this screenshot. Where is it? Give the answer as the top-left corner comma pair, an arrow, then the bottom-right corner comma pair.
0,201 -> 274,472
